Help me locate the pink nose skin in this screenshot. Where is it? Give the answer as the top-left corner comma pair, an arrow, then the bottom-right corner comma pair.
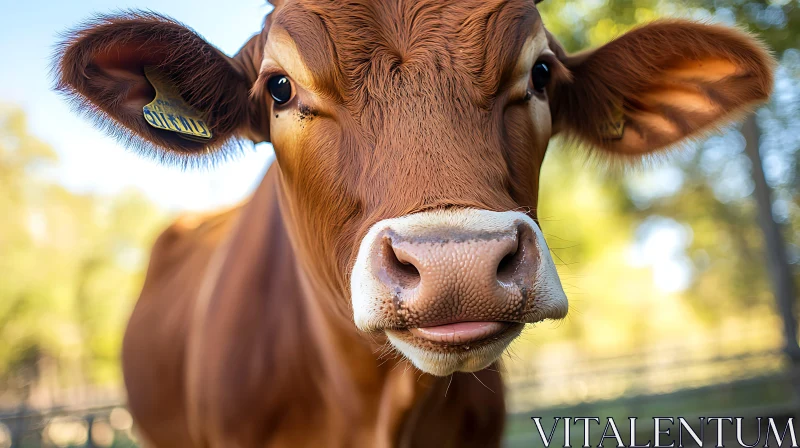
371,221 -> 539,341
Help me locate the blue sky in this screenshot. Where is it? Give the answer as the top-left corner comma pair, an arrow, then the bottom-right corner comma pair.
0,0 -> 276,211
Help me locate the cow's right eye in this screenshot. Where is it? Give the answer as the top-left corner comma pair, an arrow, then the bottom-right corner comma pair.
267,75 -> 293,105
531,61 -> 551,93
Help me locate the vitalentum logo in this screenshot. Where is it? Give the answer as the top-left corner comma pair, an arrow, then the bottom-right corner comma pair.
530,417 -> 798,448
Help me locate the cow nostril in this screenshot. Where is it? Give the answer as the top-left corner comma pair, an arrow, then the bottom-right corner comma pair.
393,249 -> 421,279
496,225 -> 526,283
497,250 -> 518,278
381,237 -> 421,288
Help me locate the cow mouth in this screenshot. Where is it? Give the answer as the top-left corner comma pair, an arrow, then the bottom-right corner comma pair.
386,321 -> 524,352
411,321 -> 511,344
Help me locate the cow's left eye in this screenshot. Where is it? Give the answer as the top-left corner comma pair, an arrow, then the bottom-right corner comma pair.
531,61 -> 551,93
267,75 -> 293,105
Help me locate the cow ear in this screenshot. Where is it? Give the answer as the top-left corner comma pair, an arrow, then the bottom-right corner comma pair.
549,20 -> 775,157
54,12 -> 269,163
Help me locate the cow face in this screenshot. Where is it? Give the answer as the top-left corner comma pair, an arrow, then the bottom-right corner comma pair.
56,1 -> 773,376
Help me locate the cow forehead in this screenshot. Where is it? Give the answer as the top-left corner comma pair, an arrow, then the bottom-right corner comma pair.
269,0 -> 543,109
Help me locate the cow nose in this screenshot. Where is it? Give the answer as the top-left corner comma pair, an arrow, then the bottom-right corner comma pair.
381,228 -> 523,289
372,222 -> 538,327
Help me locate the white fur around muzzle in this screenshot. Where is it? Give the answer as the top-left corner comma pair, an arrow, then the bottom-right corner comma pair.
350,209 -> 568,376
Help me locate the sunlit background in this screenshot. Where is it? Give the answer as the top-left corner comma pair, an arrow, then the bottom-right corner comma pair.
1,0 -> 799,446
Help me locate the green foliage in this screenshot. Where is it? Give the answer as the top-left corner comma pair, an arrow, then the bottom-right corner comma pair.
508,0 -> 800,361
693,0 -> 800,53
540,0 -> 661,51
0,105 -> 167,396
541,0 -> 800,54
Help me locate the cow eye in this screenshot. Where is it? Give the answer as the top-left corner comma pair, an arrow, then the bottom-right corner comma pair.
267,75 -> 293,105
531,61 -> 551,93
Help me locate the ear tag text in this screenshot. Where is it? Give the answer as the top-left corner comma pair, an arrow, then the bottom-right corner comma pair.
142,67 -> 212,141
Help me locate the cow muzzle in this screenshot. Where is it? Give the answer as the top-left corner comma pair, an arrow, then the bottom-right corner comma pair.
351,209 -> 567,376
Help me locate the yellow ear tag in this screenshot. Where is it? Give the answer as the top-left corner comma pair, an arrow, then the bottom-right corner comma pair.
601,106 -> 626,140
142,67 -> 212,141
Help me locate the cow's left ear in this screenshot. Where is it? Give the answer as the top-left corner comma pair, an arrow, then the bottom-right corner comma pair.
549,20 -> 775,156
55,12 -> 269,162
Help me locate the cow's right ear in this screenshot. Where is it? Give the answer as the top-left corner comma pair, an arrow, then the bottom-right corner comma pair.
55,12 -> 269,161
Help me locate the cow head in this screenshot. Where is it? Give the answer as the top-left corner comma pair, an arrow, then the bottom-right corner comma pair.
56,1 -> 773,376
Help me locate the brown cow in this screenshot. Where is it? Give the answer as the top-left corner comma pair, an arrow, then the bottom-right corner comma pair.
55,0 -> 774,446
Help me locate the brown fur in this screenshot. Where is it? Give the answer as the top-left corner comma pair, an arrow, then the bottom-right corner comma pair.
548,21 -> 775,156
54,1 -> 775,446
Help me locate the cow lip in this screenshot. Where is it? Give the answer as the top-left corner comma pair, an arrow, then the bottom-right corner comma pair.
407,321 -> 512,345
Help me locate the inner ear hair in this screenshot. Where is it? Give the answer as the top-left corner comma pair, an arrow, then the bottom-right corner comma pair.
54,11 -> 254,165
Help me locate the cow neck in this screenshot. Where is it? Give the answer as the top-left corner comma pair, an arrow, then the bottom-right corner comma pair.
268,165 -> 443,443
186,164 -> 357,445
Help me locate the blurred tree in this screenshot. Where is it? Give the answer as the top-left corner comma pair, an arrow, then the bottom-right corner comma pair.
742,111 -> 800,402
0,105 -> 166,404
694,0 -> 800,53
515,0 -> 800,364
